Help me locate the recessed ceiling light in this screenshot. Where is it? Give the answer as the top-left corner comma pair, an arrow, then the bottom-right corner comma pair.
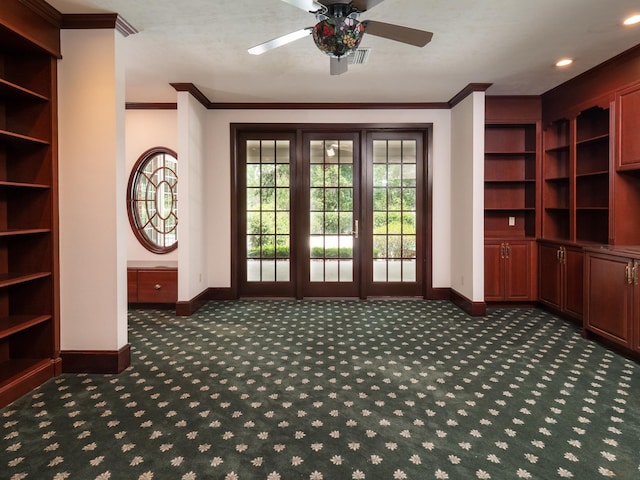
623,14 -> 640,25
556,58 -> 573,67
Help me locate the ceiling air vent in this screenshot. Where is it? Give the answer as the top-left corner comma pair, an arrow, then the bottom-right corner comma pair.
349,48 -> 371,65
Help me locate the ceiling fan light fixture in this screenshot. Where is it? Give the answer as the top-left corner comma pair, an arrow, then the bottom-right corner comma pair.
312,16 -> 365,58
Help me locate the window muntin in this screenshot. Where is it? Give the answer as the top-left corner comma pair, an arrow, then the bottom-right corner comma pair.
127,147 -> 178,253
309,139 -> 354,282
372,139 -> 417,282
245,139 -> 291,282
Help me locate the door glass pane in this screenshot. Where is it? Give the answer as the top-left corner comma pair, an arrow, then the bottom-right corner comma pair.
339,260 -> 353,282
245,140 -> 290,282
309,140 -> 354,282
276,260 -> 290,282
247,259 -> 260,281
372,139 -> 417,282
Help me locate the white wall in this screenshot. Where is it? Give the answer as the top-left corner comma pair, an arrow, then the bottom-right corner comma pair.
206,109 -> 453,290
58,29 -> 128,351
450,92 -> 485,302
176,93 -> 208,301
125,109 -> 178,263
124,107 -> 470,297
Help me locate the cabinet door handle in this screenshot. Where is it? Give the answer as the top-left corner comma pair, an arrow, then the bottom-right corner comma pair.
634,261 -> 639,286
561,247 -> 566,264
154,284 -> 162,290
625,264 -> 629,284
500,243 -> 505,259
505,243 -> 510,259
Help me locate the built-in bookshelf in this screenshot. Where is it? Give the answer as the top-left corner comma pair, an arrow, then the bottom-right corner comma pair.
0,8 -> 60,408
541,107 -> 610,245
484,96 -> 540,303
484,124 -> 537,238
576,106 -> 610,244
541,119 -> 570,241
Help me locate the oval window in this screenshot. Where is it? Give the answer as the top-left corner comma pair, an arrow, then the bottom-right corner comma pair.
127,147 -> 178,253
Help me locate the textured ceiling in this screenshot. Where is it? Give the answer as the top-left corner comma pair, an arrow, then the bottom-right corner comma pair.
46,0 -> 640,104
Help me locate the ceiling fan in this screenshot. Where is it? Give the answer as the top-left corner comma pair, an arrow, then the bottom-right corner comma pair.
248,0 -> 433,75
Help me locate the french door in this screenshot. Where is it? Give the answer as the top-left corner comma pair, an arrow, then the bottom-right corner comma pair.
236,127 -> 427,298
302,132 -> 360,297
366,131 -> 424,297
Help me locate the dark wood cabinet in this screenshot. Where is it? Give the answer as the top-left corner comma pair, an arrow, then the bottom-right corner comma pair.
127,270 -> 138,303
584,246 -> 640,352
485,240 -> 534,301
137,270 -> 178,303
128,262 -> 178,305
0,3 -> 60,409
542,106 -> 611,244
616,81 -> 640,171
540,97 -> 611,325
484,96 -> 540,303
539,42 -> 640,353
538,241 -> 583,321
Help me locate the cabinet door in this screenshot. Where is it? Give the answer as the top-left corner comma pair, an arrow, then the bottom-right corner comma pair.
563,246 -> 584,319
137,270 -> 178,303
632,260 -> 640,354
634,281 -> 640,353
538,243 -> 562,309
616,83 -> 640,170
504,242 -> 531,300
584,253 -> 633,347
484,242 -> 504,301
127,269 -> 138,303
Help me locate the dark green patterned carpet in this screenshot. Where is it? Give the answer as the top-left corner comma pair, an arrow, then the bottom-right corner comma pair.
1,300 -> 639,480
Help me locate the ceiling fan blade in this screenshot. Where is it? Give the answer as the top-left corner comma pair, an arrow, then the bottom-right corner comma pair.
330,57 -> 348,75
363,20 -> 433,47
352,0 -> 386,12
280,0 -> 325,12
248,28 -> 313,55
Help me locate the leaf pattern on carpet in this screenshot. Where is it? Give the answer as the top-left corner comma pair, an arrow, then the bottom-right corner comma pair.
1,300 -> 639,479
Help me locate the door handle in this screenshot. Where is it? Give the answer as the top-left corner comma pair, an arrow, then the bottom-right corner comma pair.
555,247 -> 567,264
352,220 -> 359,239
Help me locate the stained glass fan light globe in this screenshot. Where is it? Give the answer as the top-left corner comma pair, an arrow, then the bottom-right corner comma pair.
312,16 -> 365,58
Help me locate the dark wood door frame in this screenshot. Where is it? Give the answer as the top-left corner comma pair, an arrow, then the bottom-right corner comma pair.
231,123 -> 434,300
300,130 -> 361,298
363,130 -> 426,297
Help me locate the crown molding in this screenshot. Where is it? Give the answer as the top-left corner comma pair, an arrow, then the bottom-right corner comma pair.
448,83 -> 493,107
544,42 -> 640,100
165,83 -> 495,110
126,103 -> 178,110
61,13 -> 138,37
19,0 -> 62,26
208,102 -> 451,110
114,15 -> 137,36
170,83 -> 212,109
